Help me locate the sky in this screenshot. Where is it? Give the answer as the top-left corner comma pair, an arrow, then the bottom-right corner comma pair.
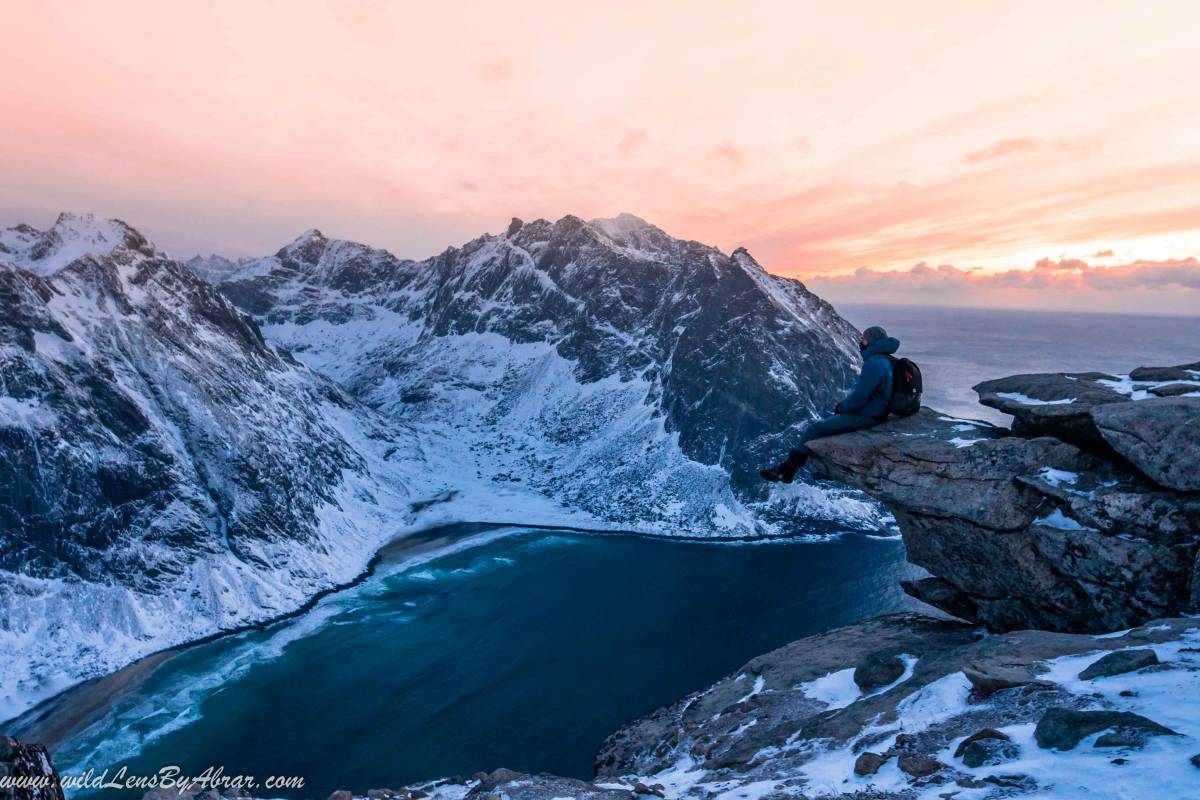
3,0 -> 1199,314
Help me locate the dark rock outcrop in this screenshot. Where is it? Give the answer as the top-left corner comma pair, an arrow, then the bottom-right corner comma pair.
1092,397 -> 1200,492
973,372 -> 1128,456
955,729 -> 1018,768
852,650 -> 906,692
852,751 -> 888,776
597,614 -> 1195,796
808,371 -> 1200,633
1078,649 -> 1160,680
0,735 -> 64,800
464,771 -> 634,800
1034,708 -> 1178,751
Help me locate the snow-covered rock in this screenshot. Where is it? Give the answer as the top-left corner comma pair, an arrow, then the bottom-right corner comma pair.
1,212 -> 873,722
593,614 -> 1200,800
0,217 -> 436,721
202,213 -> 872,535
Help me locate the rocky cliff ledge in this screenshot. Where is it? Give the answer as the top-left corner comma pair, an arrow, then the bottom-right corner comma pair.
0,735 -> 62,800
6,361 -> 1199,800
807,360 -> 1200,633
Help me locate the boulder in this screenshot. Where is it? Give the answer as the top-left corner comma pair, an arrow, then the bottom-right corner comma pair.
1149,382 -> 1200,397
1078,649 -> 1160,680
1034,708 -> 1178,750
852,650 -> 906,692
1129,362 -> 1200,382
1092,397 -> 1200,491
897,753 -> 943,778
973,372 -> 1127,455
960,738 -> 1020,768
853,752 -> 889,776
953,728 -> 1011,758
475,769 -> 523,792
962,661 -> 1044,698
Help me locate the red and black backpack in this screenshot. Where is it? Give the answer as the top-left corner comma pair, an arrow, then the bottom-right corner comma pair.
886,356 -> 923,417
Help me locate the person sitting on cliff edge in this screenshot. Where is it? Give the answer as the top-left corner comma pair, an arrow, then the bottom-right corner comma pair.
761,326 -> 902,483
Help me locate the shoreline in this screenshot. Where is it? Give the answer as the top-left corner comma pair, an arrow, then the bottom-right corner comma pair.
4,518 -> 893,754
3,520 -> 515,749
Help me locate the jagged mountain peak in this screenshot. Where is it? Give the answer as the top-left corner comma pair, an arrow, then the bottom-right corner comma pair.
589,212 -> 658,236
276,227 -> 330,263
0,212 -> 156,276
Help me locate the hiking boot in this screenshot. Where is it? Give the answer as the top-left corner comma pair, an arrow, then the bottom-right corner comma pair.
760,466 -> 790,483
760,450 -> 807,483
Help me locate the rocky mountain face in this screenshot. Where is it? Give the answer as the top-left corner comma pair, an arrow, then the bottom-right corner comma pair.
0,734 -> 63,800
809,363 -> 1200,633
1,212 -> 870,721
0,214 -> 424,721
198,213 -> 870,533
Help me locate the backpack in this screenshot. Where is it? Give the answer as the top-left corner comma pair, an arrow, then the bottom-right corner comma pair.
886,356 -> 922,417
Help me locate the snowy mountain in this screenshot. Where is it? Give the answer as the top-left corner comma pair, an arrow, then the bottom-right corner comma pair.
0,215 -> 438,721
204,213 -> 873,531
0,211 -> 872,723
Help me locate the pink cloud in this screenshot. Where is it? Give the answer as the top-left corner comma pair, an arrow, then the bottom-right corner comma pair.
963,135 -> 1102,164
809,256 -> 1200,294
711,142 -> 745,167
617,129 -> 650,155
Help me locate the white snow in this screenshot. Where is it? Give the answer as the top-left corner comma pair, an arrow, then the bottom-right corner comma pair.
799,668 -> 860,709
797,654 -> 918,711
0,213 -> 131,275
995,391 -> 1076,405
1035,508 -> 1094,531
1039,467 -> 1080,487
1097,373 -> 1200,400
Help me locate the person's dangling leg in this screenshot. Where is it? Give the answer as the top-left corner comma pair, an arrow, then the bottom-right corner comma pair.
761,413 -> 880,483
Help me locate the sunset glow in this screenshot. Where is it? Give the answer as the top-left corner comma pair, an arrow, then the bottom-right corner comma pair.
3,0 -> 1199,313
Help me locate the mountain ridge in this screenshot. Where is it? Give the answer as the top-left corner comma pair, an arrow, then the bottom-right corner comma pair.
0,210 -> 878,721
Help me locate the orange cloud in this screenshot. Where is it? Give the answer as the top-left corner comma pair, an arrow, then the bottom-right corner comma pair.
805,256 -> 1200,314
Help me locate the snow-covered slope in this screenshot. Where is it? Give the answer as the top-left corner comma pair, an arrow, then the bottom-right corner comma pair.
0,213 -> 142,276
0,217 -> 442,721
0,211 -> 875,723
205,213 -> 874,534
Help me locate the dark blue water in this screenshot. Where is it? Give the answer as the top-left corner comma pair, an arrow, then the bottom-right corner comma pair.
45,527 -> 918,798
839,304 -> 1200,423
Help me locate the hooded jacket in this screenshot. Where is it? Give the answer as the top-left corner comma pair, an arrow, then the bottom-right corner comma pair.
838,336 -> 900,419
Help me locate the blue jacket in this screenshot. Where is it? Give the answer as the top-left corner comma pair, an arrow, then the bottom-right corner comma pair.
838,336 -> 900,419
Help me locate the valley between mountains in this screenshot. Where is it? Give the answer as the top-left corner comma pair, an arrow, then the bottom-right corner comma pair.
0,212 -> 880,722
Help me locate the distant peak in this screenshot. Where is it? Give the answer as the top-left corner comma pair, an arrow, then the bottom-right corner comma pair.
0,211 -> 154,276
293,228 -> 326,244
731,247 -> 765,272
506,217 -> 524,237
277,227 -> 330,262
588,213 -> 665,243
590,212 -> 653,230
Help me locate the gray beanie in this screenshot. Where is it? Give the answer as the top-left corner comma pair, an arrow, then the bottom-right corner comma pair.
862,325 -> 888,344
